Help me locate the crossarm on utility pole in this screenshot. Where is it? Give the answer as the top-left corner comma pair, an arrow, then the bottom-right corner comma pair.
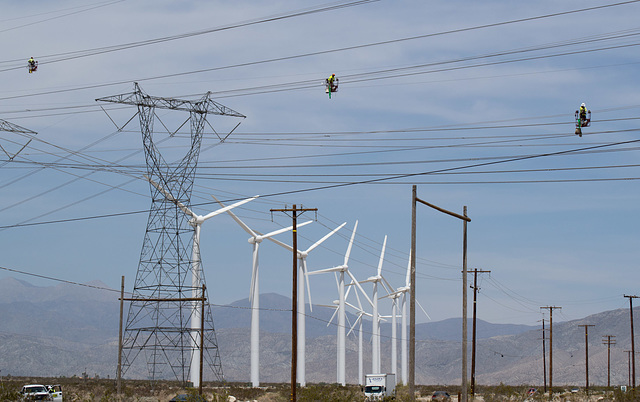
270,205 -> 317,402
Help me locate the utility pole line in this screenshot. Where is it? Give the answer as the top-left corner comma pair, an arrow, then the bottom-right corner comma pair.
117,276 -> 124,401
199,284 -> 206,396
409,185 -> 470,402
602,335 -> 616,388
578,324 -> 595,393
541,314 -> 548,395
467,268 -> 490,399
270,205 -> 317,402
625,350 -> 632,388
624,295 -> 638,389
540,306 -> 561,397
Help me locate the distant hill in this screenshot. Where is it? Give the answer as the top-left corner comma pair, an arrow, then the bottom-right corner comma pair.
0,277 -> 636,386
212,293 -> 535,340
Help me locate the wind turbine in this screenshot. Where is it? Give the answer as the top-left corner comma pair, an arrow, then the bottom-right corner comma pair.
360,235 -> 393,374
146,176 -> 257,388
346,280 -> 373,385
273,221 -> 346,386
211,195 -> 311,387
384,252 -> 430,384
307,221 -> 373,385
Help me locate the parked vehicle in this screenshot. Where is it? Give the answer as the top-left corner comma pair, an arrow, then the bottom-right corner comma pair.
363,373 -> 396,401
46,385 -> 63,402
20,384 -> 51,401
431,390 -> 451,401
169,394 -> 206,401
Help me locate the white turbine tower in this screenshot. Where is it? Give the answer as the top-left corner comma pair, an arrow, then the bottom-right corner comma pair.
274,221 -> 346,386
399,255 -> 412,385
146,176 -> 257,388
308,221 -> 374,385
211,195 -> 311,387
360,235 -> 392,374
385,252 -> 430,384
381,291 -> 402,378
347,283 -> 373,385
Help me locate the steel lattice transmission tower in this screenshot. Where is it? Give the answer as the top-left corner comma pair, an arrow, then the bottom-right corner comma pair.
0,118 -> 37,160
97,83 -> 245,384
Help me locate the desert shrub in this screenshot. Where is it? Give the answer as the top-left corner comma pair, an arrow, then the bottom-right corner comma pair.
481,382 -> 522,402
293,383 -> 363,402
613,387 -> 638,401
0,383 -> 21,401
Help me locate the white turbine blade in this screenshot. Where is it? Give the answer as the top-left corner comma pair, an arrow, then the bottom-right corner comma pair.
380,275 -> 395,295
305,222 -> 346,254
343,220 -> 358,266
202,195 -> 258,221
261,220 -> 312,240
303,258 -> 313,312
347,271 -> 373,307
344,279 -> 353,300
307,265 -> 343,276
249,243 -> 259,304
381,289 -> 403,299
347,313 -> 363,337
345,311 -> 353,330
417,299 -> 432,321
345,300 -> 361,312
327,306 -> 339,327
211,194 -> 257,237
266,236 -> 294,253
405,250 -> 411,288
146,175 -> 194,218
264,220 -> 313,254
350,280 -> 363,311
377,235 -> 387,276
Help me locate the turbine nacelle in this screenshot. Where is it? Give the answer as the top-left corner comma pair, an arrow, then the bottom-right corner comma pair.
190,215 -> 206,226
363,275 -> 382,283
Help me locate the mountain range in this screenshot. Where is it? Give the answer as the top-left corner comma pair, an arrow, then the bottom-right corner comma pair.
0,277 -> 635,386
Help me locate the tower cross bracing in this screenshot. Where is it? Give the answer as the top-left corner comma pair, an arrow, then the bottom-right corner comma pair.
97,83 -> 245,384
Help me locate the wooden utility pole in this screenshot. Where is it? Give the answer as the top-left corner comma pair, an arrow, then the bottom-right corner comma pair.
578,324 -> 595,392
410,186 -> 470,402
117,276 -> 124,401
625,350 -> 632,388
270,205 -> 316,402
540,306 -> 561,397
468,268 -> 490,398
461,206 -> 469,402
199,285 -> 206,396
409,186 -> 417,402
624,295 -> 638,389
541,319 -> 547,394
602,335 -> 616,387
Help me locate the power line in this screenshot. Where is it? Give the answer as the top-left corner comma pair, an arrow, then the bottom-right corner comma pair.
0,0 -> 380,71
0,0 -> 126,34
2,137 -> 639,230
2,1 -> 639,101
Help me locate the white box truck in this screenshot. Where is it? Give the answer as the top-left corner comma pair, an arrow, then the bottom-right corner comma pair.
364,373 -> 396,400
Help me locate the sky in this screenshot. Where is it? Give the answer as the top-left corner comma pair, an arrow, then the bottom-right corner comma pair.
1,0 -> 640,328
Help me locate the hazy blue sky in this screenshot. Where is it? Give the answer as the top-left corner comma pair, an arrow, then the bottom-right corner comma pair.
1,0 -> 640,327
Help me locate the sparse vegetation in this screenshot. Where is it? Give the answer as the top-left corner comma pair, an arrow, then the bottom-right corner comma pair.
0,377 -> 633,401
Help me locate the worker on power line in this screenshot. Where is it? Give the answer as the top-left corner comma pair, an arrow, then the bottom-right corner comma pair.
326,73 -> 338,94
579,103 -> 587,123
574,102 -> 591,137
28,57 -> 37,73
